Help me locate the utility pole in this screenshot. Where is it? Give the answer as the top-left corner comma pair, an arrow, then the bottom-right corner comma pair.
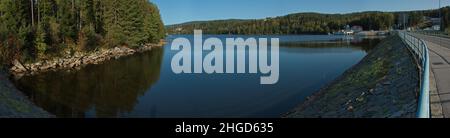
438,0 -> 443,46
403,13 -> 406,30
439,0 -> 442,31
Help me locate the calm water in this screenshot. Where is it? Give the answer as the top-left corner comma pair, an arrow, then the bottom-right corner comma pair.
14,35 -> 383,118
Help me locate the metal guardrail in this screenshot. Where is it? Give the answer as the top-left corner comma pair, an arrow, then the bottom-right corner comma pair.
398,31 -> 430,118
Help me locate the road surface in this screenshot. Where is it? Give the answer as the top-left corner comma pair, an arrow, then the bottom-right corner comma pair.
411,33 -> 450,118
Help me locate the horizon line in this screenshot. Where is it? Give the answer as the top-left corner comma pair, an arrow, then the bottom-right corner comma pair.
164,6 -> 449,26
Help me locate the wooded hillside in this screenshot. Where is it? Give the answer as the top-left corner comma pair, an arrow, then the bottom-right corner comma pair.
0,0 -> 165,65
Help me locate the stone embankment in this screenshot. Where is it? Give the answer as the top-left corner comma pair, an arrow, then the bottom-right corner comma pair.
284,35 -> 420,118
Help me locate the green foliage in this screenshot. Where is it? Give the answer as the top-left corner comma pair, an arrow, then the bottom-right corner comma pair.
167,12 -> 396,35
443,7 -> 450,31
0,0 -> 32,64
409,12 -> 424,27
56,0 -> 77,42
144,2 -> 165,43
0,0 -> 165,65
78,24 -> 97,51
35,24 -> 47,60
400,6 -> 450,30
102,0 -> 164,48
350,12 -> 394,30
167,7 -> 450,35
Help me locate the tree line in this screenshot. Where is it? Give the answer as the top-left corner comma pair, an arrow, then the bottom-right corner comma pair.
0,0 -> 165,66
167,12 -> 395,35
167,7 -> 450,35
403,6 -> 450,32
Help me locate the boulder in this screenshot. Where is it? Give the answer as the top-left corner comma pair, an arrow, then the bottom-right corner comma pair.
39,64 -> 52,71
69,59 -> 82,68
12,59 -> 27,73
30,65 -> 38,72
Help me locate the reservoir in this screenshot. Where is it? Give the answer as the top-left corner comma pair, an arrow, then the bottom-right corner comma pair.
13,35 -> 383,118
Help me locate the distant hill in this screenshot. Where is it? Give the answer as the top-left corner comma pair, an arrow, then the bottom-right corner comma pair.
166,19 -> 250,27
166,7 -> 450,35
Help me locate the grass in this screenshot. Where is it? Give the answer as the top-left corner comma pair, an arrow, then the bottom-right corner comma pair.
5,98 -> 32,113
327,58 -> 389,96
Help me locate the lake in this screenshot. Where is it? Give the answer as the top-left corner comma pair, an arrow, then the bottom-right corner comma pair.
13,35 -> 383,118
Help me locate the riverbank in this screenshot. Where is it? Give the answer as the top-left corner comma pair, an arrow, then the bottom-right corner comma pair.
284,35 -> 420,118
0,70 -> 52,117
10,43 -> 163,79
1,43 -> 163,117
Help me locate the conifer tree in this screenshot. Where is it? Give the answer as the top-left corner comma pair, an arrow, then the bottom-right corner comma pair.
1,0 -> 166,63
35,23 -> 47,60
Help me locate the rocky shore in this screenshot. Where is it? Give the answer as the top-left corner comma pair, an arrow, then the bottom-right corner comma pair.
1,43 -> 163,117
284,35 -> 420,118
10,43 -> 163,79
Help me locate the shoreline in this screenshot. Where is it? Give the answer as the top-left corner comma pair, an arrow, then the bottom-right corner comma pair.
1,43 -> 164,117
10,43 -> 164,79
284,35 -> 420,118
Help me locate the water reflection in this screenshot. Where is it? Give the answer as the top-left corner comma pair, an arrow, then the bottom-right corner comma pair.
14,35 -> 383,118
15,48 -> 164,117
281,37 -> 383,53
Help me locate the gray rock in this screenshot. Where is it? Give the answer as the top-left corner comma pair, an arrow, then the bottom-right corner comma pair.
11,60 -> 27,73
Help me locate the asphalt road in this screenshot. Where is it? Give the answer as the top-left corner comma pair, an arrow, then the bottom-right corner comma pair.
411,33 -> 450,118
411,33 -> 450,50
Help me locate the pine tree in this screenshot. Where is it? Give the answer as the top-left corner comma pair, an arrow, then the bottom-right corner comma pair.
1,0 -> 166,63
56,0 -> 77,42
77,0 -> 98,50
92,0 -> 104,34
143,1 -> 164,43
35,23 -> 47,60
103,0 -> 125,47
0,0 -> 33,63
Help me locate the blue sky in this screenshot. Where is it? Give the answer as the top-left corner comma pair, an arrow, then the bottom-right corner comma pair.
152,0 -> 450,25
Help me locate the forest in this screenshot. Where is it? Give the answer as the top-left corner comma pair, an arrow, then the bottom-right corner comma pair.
167,12 -> 394,35
166,7 -> 450,35
0,0 -> 165,66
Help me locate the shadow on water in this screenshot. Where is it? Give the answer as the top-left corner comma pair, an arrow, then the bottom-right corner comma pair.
14,47 -> 164,117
